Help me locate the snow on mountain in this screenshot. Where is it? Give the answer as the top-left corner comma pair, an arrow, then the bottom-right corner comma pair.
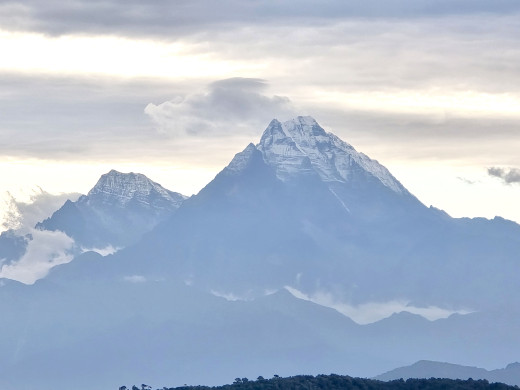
257,116 -> 408,194
0,171 -> 187,284
257,119 -> 316,180
84,169 -> 186,209
37,170 -> 187,250
223,143 -> 259,175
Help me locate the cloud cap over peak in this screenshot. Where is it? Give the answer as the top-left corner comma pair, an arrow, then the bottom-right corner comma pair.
144,78 -> 296,137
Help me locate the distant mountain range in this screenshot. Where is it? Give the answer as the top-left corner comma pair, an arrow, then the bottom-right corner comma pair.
0,117 -> 518,390
375,361 -> 520,387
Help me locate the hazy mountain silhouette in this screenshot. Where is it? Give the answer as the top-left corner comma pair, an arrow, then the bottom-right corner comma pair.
375,361 -> 520,386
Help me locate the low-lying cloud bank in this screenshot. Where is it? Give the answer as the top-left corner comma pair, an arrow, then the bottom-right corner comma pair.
0,229 -> 75,284
285,286 -> 472,324
0,189 -> 80,284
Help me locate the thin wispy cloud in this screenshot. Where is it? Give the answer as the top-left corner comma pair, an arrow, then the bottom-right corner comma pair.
457,177 -> 477,185
285,286 -> 471,324
2,189 -> 80,233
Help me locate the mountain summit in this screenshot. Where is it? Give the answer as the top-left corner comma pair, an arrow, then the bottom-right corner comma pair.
222,116 -> 422,222
85,169 -> 185,210
37,170 -> 187,249
257,117 -> 408,194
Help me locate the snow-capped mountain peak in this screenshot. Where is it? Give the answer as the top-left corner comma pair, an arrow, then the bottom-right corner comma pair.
224,143 -> 258,174
85,170 -> 186,209
257,116 -> 408,194
257,119 -> 316,180
36,170 -> 188,250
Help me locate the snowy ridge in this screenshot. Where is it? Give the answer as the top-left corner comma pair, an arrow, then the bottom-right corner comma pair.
257,116 -> 407,194
327,132 -> 406,194
256,119 -> 316,180
84,170 -> 186,208
35,170 -> 188,251
224,143 -> 258,174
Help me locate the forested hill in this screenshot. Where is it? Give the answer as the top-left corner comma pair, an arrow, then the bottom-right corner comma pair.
121,374 -> 520,390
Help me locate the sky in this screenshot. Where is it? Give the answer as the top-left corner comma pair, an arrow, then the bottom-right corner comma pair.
1,0 -> 520,229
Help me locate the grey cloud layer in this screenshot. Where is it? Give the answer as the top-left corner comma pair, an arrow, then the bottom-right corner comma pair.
3,0 -> 520,37
145,78 -> 296,136
1,9 -> 519,170
488,167 -> 520,184
201,17 -> 520,93
0,73 -> 195,159
2,72 -> 520,167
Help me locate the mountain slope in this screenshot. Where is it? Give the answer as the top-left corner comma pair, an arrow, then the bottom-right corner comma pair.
37,170 -> 187,249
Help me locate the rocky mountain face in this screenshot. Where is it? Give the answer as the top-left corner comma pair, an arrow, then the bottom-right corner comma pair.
36,170 -> 187,249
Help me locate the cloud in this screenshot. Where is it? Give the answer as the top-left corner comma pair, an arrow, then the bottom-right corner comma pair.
457,177 -> 477,185
123,275 -> 147,283
2,13 -> 520,167
0,189 -> 80,284
285,286 -> 471,324
2,1 -> 520,38
0,73 -> 182,160
81,245 -> 119,256
488,167 -> 520,184
210,289 -> 252,301
145,78 -> 296,136
0,229 -> 75,284
2,189 -> 80,233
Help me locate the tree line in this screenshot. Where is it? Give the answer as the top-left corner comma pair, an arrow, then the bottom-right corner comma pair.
120,373 -> 520,390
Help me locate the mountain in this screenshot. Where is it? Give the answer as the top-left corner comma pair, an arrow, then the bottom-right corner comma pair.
0,116 -> 519,390
99,117 -> 520,311
36,170 -> 187,250
375,361 -> 520,386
